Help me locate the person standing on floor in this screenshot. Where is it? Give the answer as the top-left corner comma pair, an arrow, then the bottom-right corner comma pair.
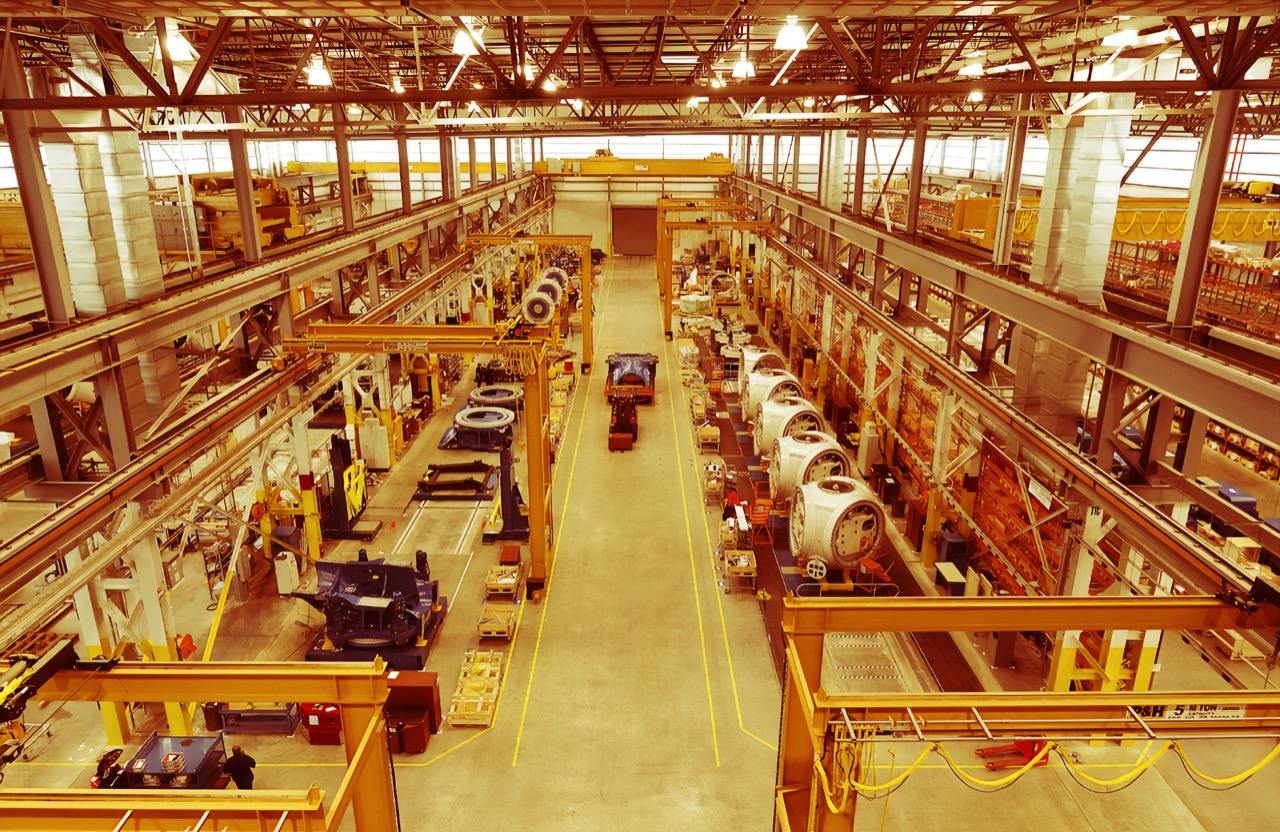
224,745 -> 256,790
722,486 -> 742,522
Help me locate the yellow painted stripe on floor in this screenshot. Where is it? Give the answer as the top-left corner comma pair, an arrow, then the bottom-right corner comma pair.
510,268 -> 615,767
668,338 -> 778,753
663,354 -> 722,768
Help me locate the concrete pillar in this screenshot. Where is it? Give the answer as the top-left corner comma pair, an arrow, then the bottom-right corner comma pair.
1168,90 -> 1240,333
819,130 -> 848,212
2,48 -> 74,326
131,535 -> 191,734
45,137 -> 127,316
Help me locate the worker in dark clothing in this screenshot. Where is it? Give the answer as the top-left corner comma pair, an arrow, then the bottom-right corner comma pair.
224,745 -> 256,790
722,487 -> 742,522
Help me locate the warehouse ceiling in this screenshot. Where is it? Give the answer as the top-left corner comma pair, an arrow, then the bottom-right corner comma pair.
1,7 -> 1278,137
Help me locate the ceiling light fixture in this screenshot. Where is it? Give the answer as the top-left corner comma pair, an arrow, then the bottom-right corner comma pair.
732,49 -> 755,79
467,101 -> 481,113
347,103 -> 361,115
775,15 -> 809,51
1101,28 -> 1140,48
452,28 -> 480,56
157,22 -> 197,62
802,97 -> 815,108
391,76 -> 405,94
958,62 -> 984,77
542,77 -> 559,92
660,55 -> 701,65
833,94 -> 848,103
710,75 -> 725,89
968,90 -> 984,102
564,98 -> 583,112
472,82 -> 483,89
304,54 -> 332,86
687,96 -> 707,109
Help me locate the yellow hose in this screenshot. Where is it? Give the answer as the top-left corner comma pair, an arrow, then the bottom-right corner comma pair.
1172,740 -> 1280,786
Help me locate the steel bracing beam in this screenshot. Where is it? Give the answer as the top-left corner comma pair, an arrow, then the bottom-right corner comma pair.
0,175 -> 542,423
781,596 -> 1280,636
732,178 -> 1280,446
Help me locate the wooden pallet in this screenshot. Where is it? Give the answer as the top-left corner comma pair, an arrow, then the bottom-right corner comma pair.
477,602 -> 518,640
460,650 -> 505,680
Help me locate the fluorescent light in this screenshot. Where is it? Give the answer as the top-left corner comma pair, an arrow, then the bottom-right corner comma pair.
1102,29 -> 1140,48
660,55 -> 700,65
732,50 -> 755,79
968,90 -> 984,102
775,15 -> 809,51
958,62 -> 984,77
391,76 -> 404,94
304,54 -> 332,86
452,28 -> 480,56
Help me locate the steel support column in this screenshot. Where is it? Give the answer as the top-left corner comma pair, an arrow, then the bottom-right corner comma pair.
335,111 -> 355,234
993,92 -> 1030,268
906,121 -> 928,237
2,47 -> 74,327
1168,90 -> 1241,334
439,135 -> 458,202
226,109 -> 262,264
852,125 -> 869,216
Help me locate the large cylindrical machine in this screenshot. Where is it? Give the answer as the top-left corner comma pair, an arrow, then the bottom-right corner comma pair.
742,368 -> 801,418
753,396 -> 824,454
790,477 -> 887,581
468,385 -> 523,411
769,432 -> 853,505
738,346 -> 785,389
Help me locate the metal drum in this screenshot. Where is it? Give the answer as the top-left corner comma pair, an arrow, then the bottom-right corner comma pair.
790,477 -> 886,581
769,432 -> 852,504
753,396 -> 824,455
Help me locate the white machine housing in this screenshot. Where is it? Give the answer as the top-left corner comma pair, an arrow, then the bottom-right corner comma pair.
769,432 -> 853,504
790,476 -> 887,581
742,368 -> 802,418
753,396 -> 824,455
738,346 -> 785,389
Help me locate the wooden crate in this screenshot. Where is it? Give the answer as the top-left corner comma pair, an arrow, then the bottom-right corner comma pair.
477,602 -> 518,640
448,695 -> 498,727
485,564 -> 524,597
460,649 -> 505,679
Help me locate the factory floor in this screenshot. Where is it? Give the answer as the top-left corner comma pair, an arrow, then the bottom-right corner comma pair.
4,255 -> 1280,831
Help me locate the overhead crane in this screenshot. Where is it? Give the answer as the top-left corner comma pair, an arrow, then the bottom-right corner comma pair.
282,322 -> 558,599
464,232 -> 595,373
655,198 -> 773,340
776,594 -> 1280,832
2,659 -> 393,832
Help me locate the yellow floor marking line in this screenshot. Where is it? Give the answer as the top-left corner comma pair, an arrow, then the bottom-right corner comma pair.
668,339 -> 778,753
510,267 -> 616,767
663,354 -> 723,767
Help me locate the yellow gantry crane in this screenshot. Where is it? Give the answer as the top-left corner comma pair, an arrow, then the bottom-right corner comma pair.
281,323 -> 558,597
655,198 -> 772,339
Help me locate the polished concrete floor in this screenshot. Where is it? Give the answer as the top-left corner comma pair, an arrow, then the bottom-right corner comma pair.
4,255 -> 1279,831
